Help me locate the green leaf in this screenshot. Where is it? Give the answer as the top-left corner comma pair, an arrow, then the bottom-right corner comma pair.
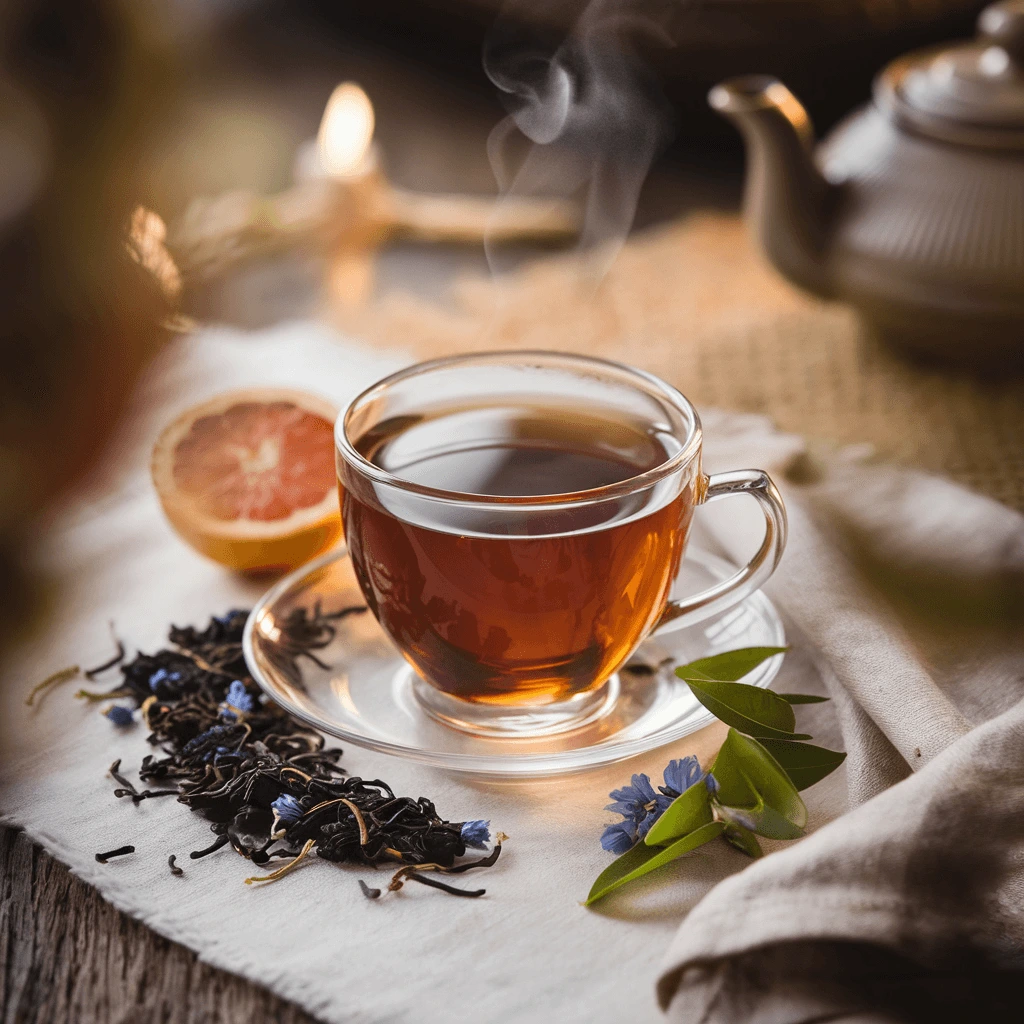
734,779 -> 806,839
778,693 -> 830,705
711,729 -> 807,831
758,739 -> 847,790
585,821 -> 726,905
722,825 -> 763,859
675,648 -> 806,740
644,780 -> 713,847
685,680 -> 810,740
750,801 -> 806,840
675,647 -> 788,684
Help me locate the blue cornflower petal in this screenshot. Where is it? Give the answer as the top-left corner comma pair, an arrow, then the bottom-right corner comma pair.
603,772 -> 673,851
601,820 -> 638,854
105,705 -> 134,727
271,794 -> 305,824
609,773 -> 657,809
181,724 -> 231,756
636,813 -> 656,841
215,609 -> 247,626
224,679 -> 255,713
661,756 -> 704,797
607,787 -> 636,806
461,819 -> 490,849
218,707 -> 238,722
630,774 -> 657,803
654,793 -> 674,816
148,668 -> 169,692
605,800 -> 643,818
637,796 -> 674,840
705,773 -> 720,797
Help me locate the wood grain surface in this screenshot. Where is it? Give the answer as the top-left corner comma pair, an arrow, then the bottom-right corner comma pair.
0,827 -> 319,1024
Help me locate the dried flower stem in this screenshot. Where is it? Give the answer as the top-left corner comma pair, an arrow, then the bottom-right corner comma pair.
244,839 -> 315,885
26,666 -> 80,707
339,799 -> 370,846
75,686 -> 132,703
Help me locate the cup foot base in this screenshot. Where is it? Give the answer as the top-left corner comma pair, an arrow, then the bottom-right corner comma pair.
404,668 -> 621,738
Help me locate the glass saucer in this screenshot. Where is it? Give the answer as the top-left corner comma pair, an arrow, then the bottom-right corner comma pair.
243,544 -> 785,778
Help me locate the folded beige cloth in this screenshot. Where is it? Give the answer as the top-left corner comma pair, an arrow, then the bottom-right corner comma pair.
659,430 -> 1024,1022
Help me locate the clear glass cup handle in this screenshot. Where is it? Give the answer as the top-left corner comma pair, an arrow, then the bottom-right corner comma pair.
654,469 -> 788,632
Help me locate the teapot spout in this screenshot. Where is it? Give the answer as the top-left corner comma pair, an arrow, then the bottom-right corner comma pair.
710,76 -> 839,297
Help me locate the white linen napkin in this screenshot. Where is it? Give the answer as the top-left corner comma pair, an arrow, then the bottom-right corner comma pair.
0,324 -> 765,1024
3,323 -> 1019,1023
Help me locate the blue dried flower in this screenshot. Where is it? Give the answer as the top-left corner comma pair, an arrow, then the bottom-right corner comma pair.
181,724 -> 232,756
271,794 -> 305,824
461,820 -> 490,849
601,757 -> 714,853
661,757 -> 704,797
105,705 -> 134,727
219,680 -> 255,719
600,820 -> 638,855
215,609 -> 247,626
148,667 -> 182,692
225,680 -> 255,712
603,773 -> 672,848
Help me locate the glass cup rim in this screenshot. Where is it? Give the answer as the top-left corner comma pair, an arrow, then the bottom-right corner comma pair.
336,350 -> 703,507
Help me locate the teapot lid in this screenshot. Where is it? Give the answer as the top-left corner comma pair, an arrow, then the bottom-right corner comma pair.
878,0 -> 1024,148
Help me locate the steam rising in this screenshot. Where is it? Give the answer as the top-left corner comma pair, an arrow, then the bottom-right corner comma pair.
484,0 -> 673,278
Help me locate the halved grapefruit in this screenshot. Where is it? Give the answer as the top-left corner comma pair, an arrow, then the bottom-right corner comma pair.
151,388 -> 341,572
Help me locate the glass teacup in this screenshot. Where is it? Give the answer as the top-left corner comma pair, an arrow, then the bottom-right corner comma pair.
336,351 -> 786,737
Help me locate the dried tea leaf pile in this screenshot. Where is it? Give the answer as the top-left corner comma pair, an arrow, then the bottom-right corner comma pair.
84,608 -> 499,896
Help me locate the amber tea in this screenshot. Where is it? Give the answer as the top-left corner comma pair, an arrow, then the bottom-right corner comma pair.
342,406 -> 696,706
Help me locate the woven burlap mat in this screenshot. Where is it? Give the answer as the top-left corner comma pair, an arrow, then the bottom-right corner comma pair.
331,212 -> 1024,511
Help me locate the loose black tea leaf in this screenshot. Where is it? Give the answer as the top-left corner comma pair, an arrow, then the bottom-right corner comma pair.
168,854 -> 184,877
85,608 -> 498,897
358,879 -> 382,899
261,602 -> 367,688
405,872 -> 486,898
85,628 -> 127,678
96,845 -> 135,863
189,835 -> 230,859
109,759 -> 137,795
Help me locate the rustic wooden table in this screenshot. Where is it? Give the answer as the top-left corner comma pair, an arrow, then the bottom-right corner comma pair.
0,829 -> 317,1024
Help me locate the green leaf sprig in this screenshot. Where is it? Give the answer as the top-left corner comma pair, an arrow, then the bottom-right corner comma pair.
586,647 -> 845,905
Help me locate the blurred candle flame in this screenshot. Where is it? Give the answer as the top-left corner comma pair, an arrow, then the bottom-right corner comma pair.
317,83 -> 375,178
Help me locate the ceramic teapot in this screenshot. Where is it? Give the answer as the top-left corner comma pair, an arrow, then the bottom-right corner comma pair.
710,0 -> 1024,366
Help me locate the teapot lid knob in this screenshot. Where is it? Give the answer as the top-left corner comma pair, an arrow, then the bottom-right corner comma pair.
979,1 -> 1024,65
877,0 -> 1024,148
